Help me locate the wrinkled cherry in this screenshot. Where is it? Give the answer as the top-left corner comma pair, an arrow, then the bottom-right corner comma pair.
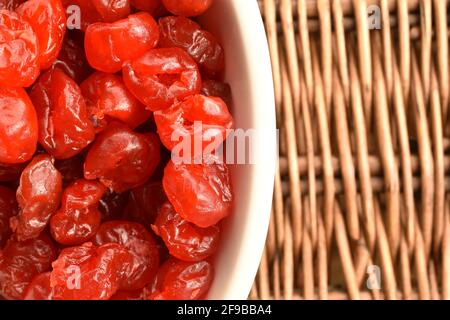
50,179 -> 106,245
163,158 -> 232,228
16,0 -> 66,69
154,94 -> 233,158
50,242 -> 133,300
159,16 -> 224,77
153,202 -> 220,262
0,10 -> 39,87
124,181 -> 166,225
23,272 -> 52,300
94,221 -> 160,290
84,123 -> 161,193
11,154 -> 62,241
30,68 -> 95,160
0,234 -> 56,300
92,0 -> 130,22
85,12 -> 159,73
148,258 -> 213,300
162,0 -> 212,17
81,72 -> 151,132
123,47 -> 202,111
0,87 -> 38,164
0,186 -> 17,248
0,0 -> 25,10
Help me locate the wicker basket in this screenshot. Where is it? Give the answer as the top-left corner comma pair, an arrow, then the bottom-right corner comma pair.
251,0 -> 450,300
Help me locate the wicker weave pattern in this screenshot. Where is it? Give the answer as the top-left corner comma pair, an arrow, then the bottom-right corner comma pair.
251,0 -> 450,300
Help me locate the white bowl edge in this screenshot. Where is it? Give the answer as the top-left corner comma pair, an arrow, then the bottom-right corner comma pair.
199,0 -> 277,300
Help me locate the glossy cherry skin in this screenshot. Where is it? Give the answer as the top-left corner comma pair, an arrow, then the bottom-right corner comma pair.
81,72 -> 151,132
124,181 -> 166,225
148,258 -> 213,300
50,179 -> 106,246
163,159 -> 233,228
52,33 -> 93,83
0,0 -> 25,10
94,221 -> 160,290
0,186 -> 18,248
123,47 -> 202,111
159,16 -> 224,77
30,68 -> 95,160
202,79 -> 232,105
23,272 -> 52,300
85,13 -> 159,73
91,0 -> 130,23
10,154 -> 62,241
0,10 -> 39,87
0,234 -> 57,300
50,242 -> 134,300
153,202 -> 220,262
16,0 -> 66,69
0,87 -> 38,164
84,123 -> 161,193
154,94 -> 233,158
162,0 -> 212,17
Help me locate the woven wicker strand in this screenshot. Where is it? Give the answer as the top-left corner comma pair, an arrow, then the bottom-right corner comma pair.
251,0 -> 450,300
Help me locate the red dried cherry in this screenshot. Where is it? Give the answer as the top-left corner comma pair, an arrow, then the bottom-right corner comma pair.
0,10 -> 39,87
202,79 -> 232,105
123,47 -> 202,111
92,0 -> 130,23
11,154 -> 62,241
0,186 -> 18,248
85,12 -> 159,73
23,272 -> 52,300
153,202 -> 220,262
30,68 -> 95,160
52,33 -> 93,83
84,123 -> 161,193
162,0 -> 212,17
159,16 -> 224,77
94,221 -> 160,290
81,72 -> 151,132
0,0 -> 25,10
0,87 -> 38,164
50,242 -> 133,300
148,258 -> 213,300
50,179 -> 106,245
163,159 -> 232,228
0,234 -> 57,300
124,181 -> 167,225
154,94 -> 233,158
16,0 -> 66,69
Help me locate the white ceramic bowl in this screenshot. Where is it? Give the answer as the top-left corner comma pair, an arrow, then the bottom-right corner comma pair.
199,0 -> 276,300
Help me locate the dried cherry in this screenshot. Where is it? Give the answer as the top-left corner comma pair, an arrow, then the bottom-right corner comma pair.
163,159 -> 232,228
30,68 -> 95,159
154,94 -> 233,158
123,47 -> 202,111
81,72 -> 151,132
153,202 -> 220,261
50,179 -> 106,245
0,10 -> 39,87
23,272 -> 52,300
94,221 -> 160,290
159,16 -> 224,77
16,0 -> 66,69
162,0 -> 212,17
84,123 -> 161,192
0,234 -> 56,300
85,12 -> 159,73
11,154 -> 62,241
148,258 -> 213,300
